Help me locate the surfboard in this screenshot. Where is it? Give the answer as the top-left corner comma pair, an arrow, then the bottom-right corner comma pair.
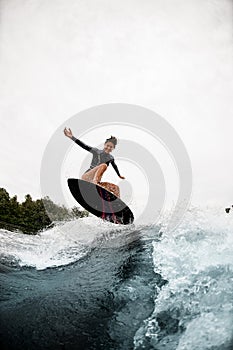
67,178 -> 134,225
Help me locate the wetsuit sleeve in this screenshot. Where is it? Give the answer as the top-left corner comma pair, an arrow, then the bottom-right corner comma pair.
111,159 -> 121,177
71,136 -> 93,152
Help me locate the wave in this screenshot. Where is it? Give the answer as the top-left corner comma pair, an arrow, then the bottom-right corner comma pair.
134,205 -> 233,349
0,215 -> 143,270
1,204 -> 233,349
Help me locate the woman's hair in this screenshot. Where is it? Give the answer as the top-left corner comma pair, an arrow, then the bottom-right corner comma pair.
105,135 -> 117,147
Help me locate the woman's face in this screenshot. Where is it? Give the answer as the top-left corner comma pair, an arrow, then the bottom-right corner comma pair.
104,141 -> 115,153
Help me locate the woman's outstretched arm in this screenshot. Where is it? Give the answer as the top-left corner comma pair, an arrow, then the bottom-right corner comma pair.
111,159 -> 125,179
71,136 -> 93,152
64,127 -> 93,152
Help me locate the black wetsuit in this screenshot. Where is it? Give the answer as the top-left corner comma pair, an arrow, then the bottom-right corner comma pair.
71,136 -> 121,177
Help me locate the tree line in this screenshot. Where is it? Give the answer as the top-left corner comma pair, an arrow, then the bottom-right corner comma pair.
0,188 -> 89,234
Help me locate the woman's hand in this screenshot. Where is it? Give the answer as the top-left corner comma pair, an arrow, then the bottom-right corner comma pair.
119,176 -> 125,179
64,127 -> 73,138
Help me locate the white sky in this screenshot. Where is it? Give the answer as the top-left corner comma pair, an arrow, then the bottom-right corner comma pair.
0,0 -> 233,208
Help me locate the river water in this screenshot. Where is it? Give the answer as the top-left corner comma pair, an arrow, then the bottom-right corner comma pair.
1,206 -> 233,350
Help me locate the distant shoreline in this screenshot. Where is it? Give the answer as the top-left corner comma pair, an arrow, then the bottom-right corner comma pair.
0,187 -> 89,234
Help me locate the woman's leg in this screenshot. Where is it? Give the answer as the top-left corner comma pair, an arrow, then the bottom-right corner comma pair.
81,168 -> 96,182
92,163 -> 107,184
81,164 -> 120,197
81,163 -> 107,183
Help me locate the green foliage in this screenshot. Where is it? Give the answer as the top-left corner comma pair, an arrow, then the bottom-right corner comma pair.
0,188 -> 89,235
71,206 -> 89,218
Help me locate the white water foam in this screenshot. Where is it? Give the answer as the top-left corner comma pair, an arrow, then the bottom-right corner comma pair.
0,215 -> 135,270
134,205 -> 233,349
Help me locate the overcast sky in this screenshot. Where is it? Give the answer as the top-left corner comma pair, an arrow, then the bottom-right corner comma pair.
0,0 -> 232,210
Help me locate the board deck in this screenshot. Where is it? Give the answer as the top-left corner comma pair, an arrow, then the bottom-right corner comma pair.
67,178 -> 134,225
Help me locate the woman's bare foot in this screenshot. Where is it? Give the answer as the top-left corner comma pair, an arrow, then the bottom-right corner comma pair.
92,180 -> 101,185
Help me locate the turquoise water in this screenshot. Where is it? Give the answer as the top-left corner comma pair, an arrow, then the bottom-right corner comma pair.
0,207 -> 233,349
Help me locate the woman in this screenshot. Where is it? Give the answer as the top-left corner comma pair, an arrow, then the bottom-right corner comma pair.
64,127 -> 125,198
